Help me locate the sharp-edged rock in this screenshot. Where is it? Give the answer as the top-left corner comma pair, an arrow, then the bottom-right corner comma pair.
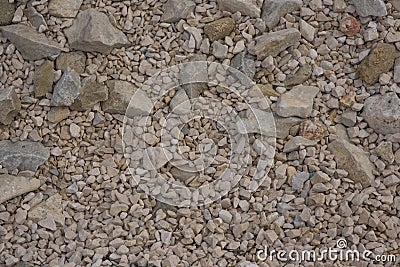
56,51 -> 86,74
283,136 -> 317,153
0,24 -> 64,60
161,0 -> 195,23
0,141 -> 50,171
328,139 -> 375,187
64,8 -> 131,54
253,28 -> 301,59
217,0 -> 261,18
0,0 -> 15,26
285,65 -> 312,87
230,52 -> 256,79
102,80 -> 139,115
352,0 -> 387,17
276,85 -> 319,118
28,194 -> 64,225
0,174 -> 41,205
357,43 -> 400,84
51,67 -> 81,106
363,92 -> 400,134
170,89 -> 191,115
143,147 -> 173,170
0,87 -> 21,125
24,7 -> 47,29
70,77 -> 108,111
34,60 -> 54,98
48,0 -> 83,18
261,0 -> 302,29
181,55 -> 208,100
204,17 -> 235,42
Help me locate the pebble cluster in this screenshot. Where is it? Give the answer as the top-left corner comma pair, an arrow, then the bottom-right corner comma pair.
0,0 -> 399,266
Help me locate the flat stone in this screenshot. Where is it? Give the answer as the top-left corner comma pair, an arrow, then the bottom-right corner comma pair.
0,141 -> 50,171
204,17 -> 235,42
299,19 -> 316,42
276,85 -> 319,118
34,60 -> 54,98
0,87 -> 21,125
0,174 -> 40,205
291,172 -> 310,190
363,92 -> 400,135
170,89 -> 191,115
352,0 -> 387,17
161,0 -> 195,23
24,7 -> 47,29
217,0 -> 261,18
70,77 -> 108,111
181,55 -> 208,100
219,210 -> 232,223
285,65 -> 312,87
261,0 -> 302,29
394,58 -> 400,83
328,139 -> 375,187
56,51 -> 86,74
230,52 -> 256,79
237,109 -> 275,136
357,43 -> 400,84
38,217 -> 57,231
51,67 -> 81,106
375,141 -> 394,164
47,106 -> 70,124
0,24 -> 64,60
254,28 -> 301,59
283,136 -> 317,153
0,0 -> 15,26
48,0 -> 83,18
65,9 -> 130,54
212,41 -> 228,59
299,120 -> 325,141
28,194 -> 64,225
340,110 -> 357,127
276,116 -> 304,139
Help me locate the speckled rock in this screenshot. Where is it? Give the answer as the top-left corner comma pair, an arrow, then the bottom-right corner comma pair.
204,17 -> 235,42
0,87 -> 21,125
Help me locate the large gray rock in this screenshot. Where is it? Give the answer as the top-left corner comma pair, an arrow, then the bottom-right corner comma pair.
254,28 -> 301,59
48,0 -> 83,18
102,80 -> 152,115
0,0 -> 15,26
0,141 -> 50,171
217,0 -> 261,18
161,0 -> 196,23
70,77 -> 108,111
261,0 -> 302,29
65,9 -> 130,54
363,92 -> 400,134
0,174 -> 41,205
34,60 -> 54,98
56,51 -> 86,74
283,136 -> 317,153
0,87 -> 21,125
230,52 -> 256,79
276,85 -> 319,118
352,0 -> 387,17
0,24 -> 64,60
51,67 -> 81,106
328,139 -> 375,187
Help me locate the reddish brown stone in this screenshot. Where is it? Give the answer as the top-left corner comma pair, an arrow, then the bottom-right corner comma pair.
339,17 -> 360,37
299,120 -> 325,141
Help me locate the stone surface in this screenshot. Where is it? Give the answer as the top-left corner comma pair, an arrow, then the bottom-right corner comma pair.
143,147 -> 173,170
394,58 -> 400,83
237,109 -> 275,136
276,85 -> 319,118
299,19 -> 316,42
56,52 -> 86,74
28,194 -> 64,225
0,174 -> 40,205
230,52 -> 256,79
64,9 -> 131,54
0,24 -> 64,60
0,87 -> 21,125
261,0 -> 302,29
161,0 -> 195,23
204,17 -> 235,42
70,77 -> 108,111
24,7 -> 47,29
102,80 -> 137,115
357,43 -> 399,84
254,28 -> 301,59
291,172 -> 309,190
0,0 -> 15,26
47,107 -> 70,124
217,0 -> 261,18
328,139 -> 375,187
170,89 -> 191,115
362,92 -> 400,134
299,120 -> 325,141
51,68 -> 81,106
275,116 -> 304,139
181,55 -> 208,100
0,141 -> 50,171
352,0 -> 387,17
283,136 -> 317,153
48,0 -> 83,18
375,141 -> 394,164
285,65 -> 312,87
34,60 -> 54,98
